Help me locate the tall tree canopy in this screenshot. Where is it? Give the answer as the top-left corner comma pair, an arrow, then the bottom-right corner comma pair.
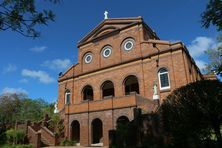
204,35 -> 222,76
0,93 -> 52,126
161,80 -> 222,148
0,93 -> 23,126
201,0 -> 222,31
201,0 -> 222,76
0,0 -> 59,37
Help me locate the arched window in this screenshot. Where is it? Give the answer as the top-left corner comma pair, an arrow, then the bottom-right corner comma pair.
65,90 -> 71,104
101,81 -> 114,98
124,75 -> 139,95
158,68 -> 170,90
82,85 -> 93,101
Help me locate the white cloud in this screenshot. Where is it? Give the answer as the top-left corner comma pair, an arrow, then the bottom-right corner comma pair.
195,60 -> 207,70
29,46 -> 47,53
21,69 -> 55,84
3,64 -> 17,73
187,36 -> 215,58
2,87 -> 28,95
187,36 -> 220,71
42,59 -> 71,71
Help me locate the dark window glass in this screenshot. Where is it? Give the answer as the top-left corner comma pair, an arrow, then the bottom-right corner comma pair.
102,81 -> 114,98
124,75 -> 139,95
159,68 -> 170,89
160,73 -> 169,87
105,50 -> 110,56
126,42 -> 132,49
83,85 -> 93,100
86,56 -> 91,61
66,93 -> 70,104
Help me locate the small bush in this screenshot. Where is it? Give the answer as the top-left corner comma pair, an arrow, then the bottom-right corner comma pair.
6,129 -> 16,144
60,139 -> 76,146
5,129 -> 25,144
14,144 -> 34,148
0,144 -> 34,148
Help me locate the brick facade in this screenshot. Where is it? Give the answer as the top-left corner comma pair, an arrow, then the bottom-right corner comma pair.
58,17 -> 202,146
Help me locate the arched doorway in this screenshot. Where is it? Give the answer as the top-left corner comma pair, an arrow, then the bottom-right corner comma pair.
116,116 -> 130,128
116,116 -> 130,146
91,118 -> 103,144
71,120 -> 80,143
124,75 -> 139,95
101,80 -> 115,98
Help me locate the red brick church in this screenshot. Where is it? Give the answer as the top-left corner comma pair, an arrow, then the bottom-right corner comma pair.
57,16 -> 202,146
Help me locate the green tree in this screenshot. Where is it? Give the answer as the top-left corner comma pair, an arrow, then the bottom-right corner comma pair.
42,103 -> 55,118
0,0 -> 59,37
201,0 -> 222,76
0,93 -> 59,145
0,93 -> 51,126
48,113 -> 64,135
161,80 -> 222,148
201,0 -> 222,31
0,93 -> 24,127
204,35 -> 222,76
17,98 -> 50,122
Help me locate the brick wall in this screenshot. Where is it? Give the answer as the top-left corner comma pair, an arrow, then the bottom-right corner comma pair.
57,17 -> 202,146
41,126 -> 58,146
59,48 -> 200,109
67,107 -> 135,146
27,126 -> 41,148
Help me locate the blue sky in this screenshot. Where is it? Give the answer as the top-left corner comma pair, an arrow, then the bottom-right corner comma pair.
0,0 -> 219,103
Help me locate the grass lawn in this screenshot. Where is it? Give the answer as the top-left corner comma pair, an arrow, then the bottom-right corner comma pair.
0,143 -> 34,148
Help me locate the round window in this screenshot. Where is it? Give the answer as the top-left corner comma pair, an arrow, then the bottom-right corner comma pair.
84,53 -> 93,64
123,38 -> 135,51
102,46 -> 112,58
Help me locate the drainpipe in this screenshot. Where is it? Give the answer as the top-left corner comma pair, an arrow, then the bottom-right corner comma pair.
153,43 -> 160,68
88,100 -> 90,146
153,43 -> 160,107
112,96 -> 114,129
68,103 -> 70,139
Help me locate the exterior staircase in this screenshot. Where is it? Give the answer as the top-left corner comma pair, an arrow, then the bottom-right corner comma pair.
41,137 -> 50,147
27,122 -> 59,148
41,126 -> 58,146
27,125 -> 59,148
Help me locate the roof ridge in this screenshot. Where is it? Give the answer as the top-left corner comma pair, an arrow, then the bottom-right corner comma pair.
77,16 -> 143,46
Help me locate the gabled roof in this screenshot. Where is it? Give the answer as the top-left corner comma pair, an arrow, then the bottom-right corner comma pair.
78,16 -> 156,47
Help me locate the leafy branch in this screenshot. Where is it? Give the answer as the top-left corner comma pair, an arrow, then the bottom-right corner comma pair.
0,0 -> 60,38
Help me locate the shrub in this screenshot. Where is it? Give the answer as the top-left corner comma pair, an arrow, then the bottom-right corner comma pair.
5,129 -> 25,144
60,139 -> 76,146
6,129 -> 16,144
14,144 -> 34,148
1,144 -> 34,148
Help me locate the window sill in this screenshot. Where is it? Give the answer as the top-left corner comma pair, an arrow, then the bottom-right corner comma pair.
125,91 -> 137,96
81,100 -> 92,103
103,95 -> 114,99
160,88 -> 171,93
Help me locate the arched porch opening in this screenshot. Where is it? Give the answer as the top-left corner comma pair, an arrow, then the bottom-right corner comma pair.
91,118 -> 103,144
71,120 -> 80,143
